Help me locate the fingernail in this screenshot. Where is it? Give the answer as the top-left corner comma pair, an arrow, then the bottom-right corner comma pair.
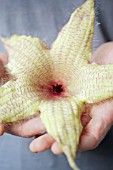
30,144 -> 36,152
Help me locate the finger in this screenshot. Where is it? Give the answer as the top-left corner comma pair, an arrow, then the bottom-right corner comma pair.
5,116 -> 46,138
51,142 -> 63,155
0,53 -> 10,85
0,53 -> 8,65
29,133 -> 55,152
79,89 -> 113,151
0,124 -> 5,136
83,42 -> 113,152
78,115 -> 112,151
91,42 -> 113,64
81,112 -> 91,127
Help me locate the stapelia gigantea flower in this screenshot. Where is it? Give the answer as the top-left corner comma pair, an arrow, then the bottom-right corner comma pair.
1,0 -> 113,169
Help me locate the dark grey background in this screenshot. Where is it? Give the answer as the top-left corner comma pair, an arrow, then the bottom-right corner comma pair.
0,0 -> 113,170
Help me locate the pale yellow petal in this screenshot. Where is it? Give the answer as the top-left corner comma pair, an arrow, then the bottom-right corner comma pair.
51,0 -> 95,67
77,63 -> 113,103
39,97 -> 84,170
0,79 -> 40,123
0,35 -> 50,76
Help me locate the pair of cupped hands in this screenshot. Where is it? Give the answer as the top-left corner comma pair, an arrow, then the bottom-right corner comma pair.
0,42 -> 113,154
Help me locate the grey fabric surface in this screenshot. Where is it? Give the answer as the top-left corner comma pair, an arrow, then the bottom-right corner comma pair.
0,0 -> 113,170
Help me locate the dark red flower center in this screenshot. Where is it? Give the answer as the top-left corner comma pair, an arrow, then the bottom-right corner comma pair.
52,84 -> 63,95
39,80 -> 69,99
47,81 -> 67,98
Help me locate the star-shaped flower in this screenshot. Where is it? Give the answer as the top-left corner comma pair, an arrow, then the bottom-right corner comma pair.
0,0 -> 113,169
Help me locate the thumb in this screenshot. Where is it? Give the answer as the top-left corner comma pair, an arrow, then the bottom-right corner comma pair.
78,42 -> 113,151
91,42 -> 113,64
0,53 -> 8,65
78,114 -> 112,151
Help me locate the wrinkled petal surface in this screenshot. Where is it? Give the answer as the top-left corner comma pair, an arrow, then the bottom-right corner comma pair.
77,64 -> 113,103
51,0 -> 94,67
39,97 -> 83,170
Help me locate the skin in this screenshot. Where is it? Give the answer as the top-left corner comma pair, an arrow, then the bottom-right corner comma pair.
0,42 -> 113,154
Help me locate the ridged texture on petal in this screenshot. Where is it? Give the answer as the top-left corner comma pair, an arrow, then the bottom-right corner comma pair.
0,79 -> 40,123
50,0 -> 95,67
40,98 -> 83,170
77,64 -> 113,103
0,36 -> 51,77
